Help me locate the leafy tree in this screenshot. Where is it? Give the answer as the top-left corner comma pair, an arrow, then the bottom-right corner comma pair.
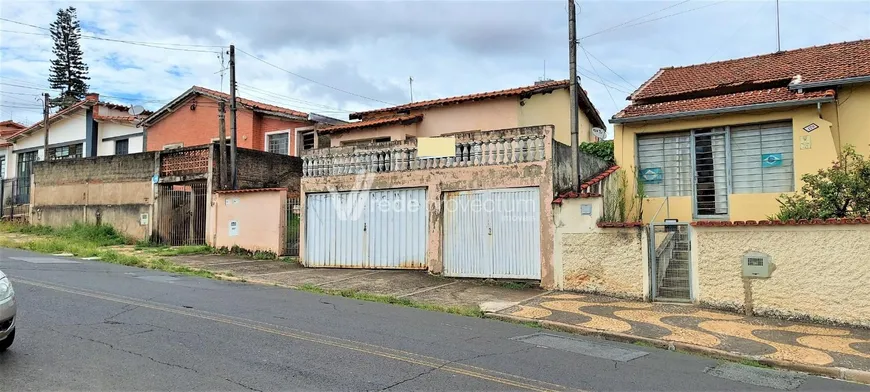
48,6 -> 89,109
772,145 -> 870,220
579,140 -> 614,162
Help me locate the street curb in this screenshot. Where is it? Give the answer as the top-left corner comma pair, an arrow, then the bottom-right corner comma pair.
484,312 -> 870,385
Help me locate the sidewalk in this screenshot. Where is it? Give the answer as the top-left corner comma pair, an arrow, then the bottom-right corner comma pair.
492,292 -> 870,379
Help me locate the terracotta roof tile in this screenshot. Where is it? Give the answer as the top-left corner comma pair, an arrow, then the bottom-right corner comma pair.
215,188 -> 286,194
349,79 -> 606,129
633,39 -> 870,100
552,165 -> 619,204
615,88 -> 835,120
581,165 -> 619,190
691,218 -> 870,227
9,100 -> 90,141
94,114 -> 137,123
597,222 -> 644,228
194,86 -> 308,118
319,114 -> 424,134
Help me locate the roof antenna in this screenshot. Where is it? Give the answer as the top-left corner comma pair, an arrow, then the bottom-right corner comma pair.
543,59 -> 547,80
409,77 -> 414,103
776,0 -> 781,52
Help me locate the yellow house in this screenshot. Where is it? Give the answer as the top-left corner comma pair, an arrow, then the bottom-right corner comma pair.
612,39 -> 870,223
319,79 -> 606,147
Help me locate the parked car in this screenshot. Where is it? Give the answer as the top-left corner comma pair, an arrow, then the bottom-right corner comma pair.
0,269 -> 15,351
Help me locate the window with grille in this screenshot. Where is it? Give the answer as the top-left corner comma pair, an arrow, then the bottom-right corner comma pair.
268,132 -> 289,155
48,143 -> 83,161
114,139 -> 129,155
730,122 -> 794,194
301,132 -> 316,150
637,132 -> 692,197
0,157 -> 5,179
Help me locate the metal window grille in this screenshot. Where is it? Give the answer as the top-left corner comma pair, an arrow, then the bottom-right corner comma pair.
152,182 -> 208,245
301,132 -> 315,151
114,139 -> 129,155
730,122 -> 794,194
0,157 -> 5,180
637,133 -> 692,197
693,129 -> 728,216
268,133 -> 289,155
15,151 -> 37,204
49,143 -> 83,161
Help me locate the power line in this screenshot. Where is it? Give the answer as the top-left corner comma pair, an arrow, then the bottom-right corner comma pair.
591,0 -> 731,40
580,0 -> 692,40
0,29 -> 222,53
579,44 -> 618,110
237,82 -> 354,113
236,48 -> 397,106
575,69 -> 632,95
704,1 -> 767,62
579,47 -> 636,91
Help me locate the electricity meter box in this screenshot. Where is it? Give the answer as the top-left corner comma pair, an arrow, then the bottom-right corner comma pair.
742,252 -> 773,278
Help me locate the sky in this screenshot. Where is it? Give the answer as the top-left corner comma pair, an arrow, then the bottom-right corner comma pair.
0,0 -> 868,136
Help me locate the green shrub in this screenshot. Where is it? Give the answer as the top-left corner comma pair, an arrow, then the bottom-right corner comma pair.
772,145 -> 870,220
579,140 -> 614,162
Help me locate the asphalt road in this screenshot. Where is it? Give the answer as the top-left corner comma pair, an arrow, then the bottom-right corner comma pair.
0,247 -> 865,391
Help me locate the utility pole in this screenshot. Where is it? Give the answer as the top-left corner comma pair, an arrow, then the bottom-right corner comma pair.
217,101 -> 228,190
228,44 -> 238,189
42,93 -> 50,161
568,0 -> 580,191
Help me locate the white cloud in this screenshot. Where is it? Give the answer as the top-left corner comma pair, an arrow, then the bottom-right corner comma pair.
1,0 -> 868,132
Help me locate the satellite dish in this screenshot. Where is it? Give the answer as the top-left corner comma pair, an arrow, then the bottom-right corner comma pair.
591,127 -> 607,139
128,105 -> 145,116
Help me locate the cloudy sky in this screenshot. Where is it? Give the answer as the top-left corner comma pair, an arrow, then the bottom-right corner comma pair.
1,1 -> 868,134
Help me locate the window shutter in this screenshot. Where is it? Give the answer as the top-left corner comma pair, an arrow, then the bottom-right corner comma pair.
731,123 -> 794,194
637,132 -> 692,197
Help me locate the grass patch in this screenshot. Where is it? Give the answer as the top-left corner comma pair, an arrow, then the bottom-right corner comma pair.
297,283 -> 484,318
0,222 -> 218,279
737,359 -> 771,369
632,340 -> 657,348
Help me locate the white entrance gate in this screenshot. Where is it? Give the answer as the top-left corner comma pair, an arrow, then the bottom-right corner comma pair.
305,188 -> 428,269
442,187 -> 541,279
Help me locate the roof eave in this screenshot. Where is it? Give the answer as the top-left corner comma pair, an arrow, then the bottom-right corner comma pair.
610,96 -> 836,124
788,75 -> 870,90
140,87 -> 199,126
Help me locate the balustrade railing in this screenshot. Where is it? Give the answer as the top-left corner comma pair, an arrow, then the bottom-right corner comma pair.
301,129 -> 547,177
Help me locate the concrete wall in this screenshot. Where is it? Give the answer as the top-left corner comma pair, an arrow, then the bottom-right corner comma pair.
615,105 -> 841,222
232,147 -> 303,194
31,152 -> 157,239
553,196 -> 648,298
519,87 -> 595,146
302,125 -> 558,287
692,224 -> 870,327
211,189 -> 287,254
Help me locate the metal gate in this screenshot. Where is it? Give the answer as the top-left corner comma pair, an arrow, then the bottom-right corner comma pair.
443,187 -> 541,280
153,181 -> 207,246
649,222 -> 692,302
304,188 -> 428,269
285,197 -> 301,257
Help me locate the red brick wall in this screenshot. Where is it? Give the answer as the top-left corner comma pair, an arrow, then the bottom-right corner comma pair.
146,95 -> 310,154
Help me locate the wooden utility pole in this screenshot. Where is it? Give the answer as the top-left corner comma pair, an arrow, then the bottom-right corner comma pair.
568,0 -> 580,191
42,93 -> 50,160
228,44 -> 238,189
217,100 -> 228,190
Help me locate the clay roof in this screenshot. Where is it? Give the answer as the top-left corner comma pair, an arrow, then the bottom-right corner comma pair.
94,114 -> 138,123
319,114 -> 424,134
142,86 -> 309,126
552,165 -> 620,205
632,39 -> 870,100
349,79 -> 606,129
614,88 -> 836,120
0,120 -> 26,131
8,100 -> 90,141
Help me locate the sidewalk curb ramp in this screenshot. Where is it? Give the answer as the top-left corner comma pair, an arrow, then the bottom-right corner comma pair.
484,312 -> 870,385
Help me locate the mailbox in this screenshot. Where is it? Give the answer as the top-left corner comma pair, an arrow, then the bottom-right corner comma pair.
742,252 -> 773,278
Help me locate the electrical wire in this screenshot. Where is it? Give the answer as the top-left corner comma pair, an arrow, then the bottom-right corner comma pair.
580,0 -> 730,41
579,48 -> 636,91
236,48 -> 397,106
236,83 -> 354,113
0,28 -> 222,53
580,0 -> 692,40
579,44 -> 618,111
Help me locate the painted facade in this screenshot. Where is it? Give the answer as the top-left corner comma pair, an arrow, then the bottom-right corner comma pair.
324,80 -> 605,148
210,189 -> 288,254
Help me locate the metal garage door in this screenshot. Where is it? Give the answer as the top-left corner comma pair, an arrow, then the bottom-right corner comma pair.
305,188 -> 428,269
443,187 -> 541,279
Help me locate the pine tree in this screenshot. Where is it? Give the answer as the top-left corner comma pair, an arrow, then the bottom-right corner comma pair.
48,7 -> 89,109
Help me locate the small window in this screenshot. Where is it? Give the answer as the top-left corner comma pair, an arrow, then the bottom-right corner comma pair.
0,157 -> 6,180
114,139 -> 129,155
341,137 -> 392,147
48,143 -> 83,161
267,132 -> 290,155
301,132 -> 315,151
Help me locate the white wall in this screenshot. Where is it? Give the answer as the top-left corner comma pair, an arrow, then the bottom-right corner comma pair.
7,115 -> 88,179
0,146 -> 9,180
97,122 -> 143,156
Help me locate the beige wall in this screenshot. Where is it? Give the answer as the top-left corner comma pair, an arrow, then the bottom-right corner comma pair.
835,83 -> 870,155
519,88 -> 594,146
693,225 -> 870,327
303,126 -> 558,287
553,196 -> 648,298
329,123 -> 420,147
211,190 -> 287,254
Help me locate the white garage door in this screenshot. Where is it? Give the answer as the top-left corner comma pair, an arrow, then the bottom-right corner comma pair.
442,187 -> 541,279
305,188 -> 428,269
